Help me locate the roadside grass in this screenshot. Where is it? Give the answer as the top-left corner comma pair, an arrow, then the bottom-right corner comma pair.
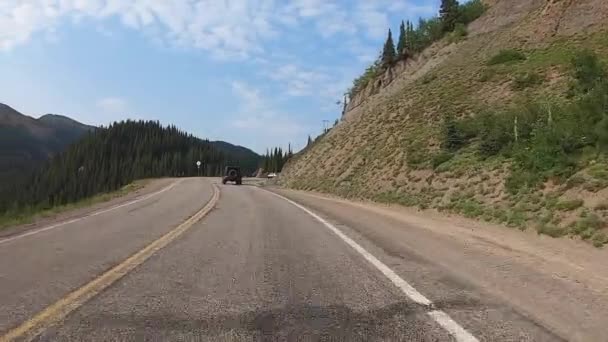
555,199 -> 584,211
511,71 -> 544,91
0,181 -> 147,230
487,49 -> 527,66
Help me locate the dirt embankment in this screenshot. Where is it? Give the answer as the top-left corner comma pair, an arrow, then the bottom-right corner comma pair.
281,0 -> 608,247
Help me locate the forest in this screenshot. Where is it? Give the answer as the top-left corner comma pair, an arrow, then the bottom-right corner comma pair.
0,120 -> 256,216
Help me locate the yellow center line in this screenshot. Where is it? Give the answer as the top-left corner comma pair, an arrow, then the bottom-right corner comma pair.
1,183 -> 221,342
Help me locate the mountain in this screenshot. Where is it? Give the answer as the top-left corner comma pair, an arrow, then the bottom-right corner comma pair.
38,114 -> 95,136
0,104 -> 95,188
0,120 -> 254,214
210,141 -> 261,175
281,0 -> 608,246
0,103 -> 95,160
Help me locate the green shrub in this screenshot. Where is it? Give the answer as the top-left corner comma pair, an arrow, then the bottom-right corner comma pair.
555,199 -> 584,211
592,231 -> 608,247
505,169 -> 543,194
570,213 -> 604,237
441,113 -> 468,151
507,209 -> 527,228
512,72 -> 544,90
457,0 -> 487,25
432,152 -> 454,169
570,50 -> 606,95
448,23 -> 468,43
536,223 -> 568,238
477,111 -> 515,157
488,49 -> 527,65
565,175 -> 586,189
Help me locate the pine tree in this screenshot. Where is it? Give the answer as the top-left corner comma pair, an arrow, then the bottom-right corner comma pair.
381,29 -> 397,67
307,135 -> 313,147
0,121 -> 261,214
406,21 -> 415,53
440,0 -> 460,33
397,21 -> 407,59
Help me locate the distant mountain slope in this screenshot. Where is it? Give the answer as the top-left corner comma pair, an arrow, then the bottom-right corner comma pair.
211,140 -> 261,175
0,104 -> 95,189
0,103 -> 94,189
0,120 -> 253,213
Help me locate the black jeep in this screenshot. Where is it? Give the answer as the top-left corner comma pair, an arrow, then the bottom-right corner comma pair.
222,166 -> 242,185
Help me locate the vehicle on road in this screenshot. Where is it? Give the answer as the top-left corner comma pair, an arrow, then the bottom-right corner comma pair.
222,166 -> 242,185
267,173 -> 277,178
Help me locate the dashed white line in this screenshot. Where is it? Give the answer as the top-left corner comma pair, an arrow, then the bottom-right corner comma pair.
268,190 -> 479,342
0,180 -> 182,246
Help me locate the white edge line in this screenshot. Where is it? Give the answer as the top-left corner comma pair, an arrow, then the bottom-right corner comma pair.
429,310 -> 479,342
266,190 -> 479,342
0,180 -> 182,246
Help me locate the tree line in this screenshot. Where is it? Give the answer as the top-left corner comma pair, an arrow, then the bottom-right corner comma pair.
0,120 -> 253,215
260,145 -> 293,173
349,0 -> 486,98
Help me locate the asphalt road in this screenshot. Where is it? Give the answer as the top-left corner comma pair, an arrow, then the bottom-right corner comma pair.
0,178 -> 604,341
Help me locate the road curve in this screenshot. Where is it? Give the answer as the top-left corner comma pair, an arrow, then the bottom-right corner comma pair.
0,178 -> 213,337
1,179 -> 604,341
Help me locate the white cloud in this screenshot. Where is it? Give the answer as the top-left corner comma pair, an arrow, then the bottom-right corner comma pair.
96,97 -> 127,114
0,0 -> 439,56
0,0 -> 279,58
269,64 -> 330,97
230,81 -> 310,149
355,2 -> 390,39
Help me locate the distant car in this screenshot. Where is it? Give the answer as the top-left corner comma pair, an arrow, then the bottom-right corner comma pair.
267,173 -> 277,178
222,166 -> 242,185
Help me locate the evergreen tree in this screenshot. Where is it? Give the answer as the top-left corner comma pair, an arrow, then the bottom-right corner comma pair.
440,0 -> 460,33
381,29 -> 397,66
0,121 -> 261,214
307,135 -> 313,147
407,20 -> 416,53
397,21 -> 407,59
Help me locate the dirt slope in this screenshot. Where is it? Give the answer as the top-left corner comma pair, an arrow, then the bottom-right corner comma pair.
281,0 -> 608,246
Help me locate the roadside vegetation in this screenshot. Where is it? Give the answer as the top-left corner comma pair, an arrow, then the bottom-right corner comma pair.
438,50 -> 607,194
260,146 -> 293,173
0,181 -> 146,230
281,0 -> 608,247
348,0 -> 487,98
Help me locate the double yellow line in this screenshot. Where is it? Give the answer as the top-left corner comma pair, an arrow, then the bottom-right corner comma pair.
1,184 -> 220,342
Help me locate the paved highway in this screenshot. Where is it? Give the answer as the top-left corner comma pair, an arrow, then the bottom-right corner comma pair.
1,178 -> 606,341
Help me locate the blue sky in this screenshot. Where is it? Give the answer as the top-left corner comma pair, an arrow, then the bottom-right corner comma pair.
0,0 -> 439,153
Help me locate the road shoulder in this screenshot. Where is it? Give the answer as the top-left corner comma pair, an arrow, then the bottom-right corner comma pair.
268,186 -> 608,341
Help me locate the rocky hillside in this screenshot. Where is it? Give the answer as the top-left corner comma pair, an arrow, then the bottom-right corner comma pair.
281,0 -> 608,247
